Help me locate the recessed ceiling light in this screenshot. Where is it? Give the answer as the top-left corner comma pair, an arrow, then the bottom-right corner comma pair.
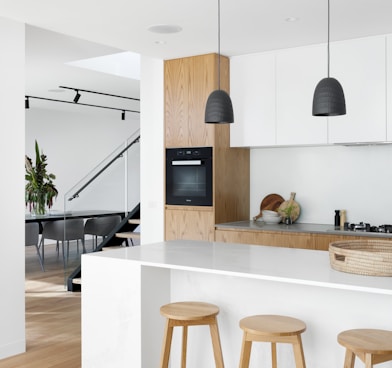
148,24 -> 182,34
285,17 -> 299,22
155,40 -> 167,45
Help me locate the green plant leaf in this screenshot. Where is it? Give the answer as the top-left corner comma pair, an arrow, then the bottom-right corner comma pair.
25,140 -> 58,213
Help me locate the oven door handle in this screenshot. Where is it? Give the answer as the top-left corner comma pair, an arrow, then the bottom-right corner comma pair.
172,160 -> 202,166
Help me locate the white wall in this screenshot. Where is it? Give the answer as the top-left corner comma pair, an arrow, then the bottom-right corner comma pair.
250,144 -> 392,225
25,108 -> 140,212
0,17 -> 26,359
140,56 -> 164,244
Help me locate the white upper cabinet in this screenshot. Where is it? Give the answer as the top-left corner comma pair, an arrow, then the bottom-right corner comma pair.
230,35 -> 389,147
387,36 -> 392,142
230,52 -> 276,147
276,45 -> 328,145
328,36 -> 386,144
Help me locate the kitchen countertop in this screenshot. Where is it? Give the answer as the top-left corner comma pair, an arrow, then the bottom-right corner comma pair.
215,220 -> 392,239
88,239 -> 392,295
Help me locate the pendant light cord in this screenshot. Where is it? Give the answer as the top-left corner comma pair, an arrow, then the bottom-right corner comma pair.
218,0 -> 221,90
327,0 -> 330,78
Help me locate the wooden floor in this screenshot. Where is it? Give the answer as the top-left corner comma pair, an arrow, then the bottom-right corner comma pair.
0,242 -> 83,368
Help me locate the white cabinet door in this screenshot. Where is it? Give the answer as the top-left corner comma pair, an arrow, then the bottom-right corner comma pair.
328,36 -> 386,144
387,36 -> 392,142
276,44 -> 328,145
230,52 -> 276,147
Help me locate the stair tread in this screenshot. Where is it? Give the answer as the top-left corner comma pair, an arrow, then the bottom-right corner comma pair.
72,278 -> 82,285
102,245 -> 125,251
128,219 -> 140,224
115,231 -> 141,239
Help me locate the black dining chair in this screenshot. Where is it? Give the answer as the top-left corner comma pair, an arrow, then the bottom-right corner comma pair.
84,215 -> 122,250
40,219 -> 86,267
25,222 -> 45,271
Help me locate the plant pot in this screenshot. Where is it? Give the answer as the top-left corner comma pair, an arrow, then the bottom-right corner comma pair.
28,200 -> 48,216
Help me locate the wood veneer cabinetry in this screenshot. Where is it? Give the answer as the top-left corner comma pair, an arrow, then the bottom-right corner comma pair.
165,53 -> 230,148
215,228 -> 392,251
164,54 -> 250,241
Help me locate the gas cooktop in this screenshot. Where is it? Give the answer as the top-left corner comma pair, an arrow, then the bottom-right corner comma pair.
342,222 -> 392,233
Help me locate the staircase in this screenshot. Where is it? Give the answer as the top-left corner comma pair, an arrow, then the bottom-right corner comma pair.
67,203 -> 140,291
114,218 -> 141,246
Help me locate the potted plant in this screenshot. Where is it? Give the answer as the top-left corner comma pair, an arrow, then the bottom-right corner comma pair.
25,140 -> 58,215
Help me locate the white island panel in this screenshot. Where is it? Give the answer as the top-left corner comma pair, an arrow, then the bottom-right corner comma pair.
170,269 -> 392,367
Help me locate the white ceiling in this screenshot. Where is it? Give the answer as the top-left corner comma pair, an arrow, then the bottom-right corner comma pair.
25,25 -> 141,116
2,0 -> 392,115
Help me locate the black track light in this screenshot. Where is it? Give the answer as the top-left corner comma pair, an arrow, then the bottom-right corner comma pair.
25,97 -> 30,109
73,90 -> 81,103
121,111 -> 125,120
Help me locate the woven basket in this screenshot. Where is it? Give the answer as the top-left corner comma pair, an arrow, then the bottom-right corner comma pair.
329,239 -> 392,276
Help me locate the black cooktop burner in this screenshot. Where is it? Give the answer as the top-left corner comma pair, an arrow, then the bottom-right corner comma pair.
343,222 -> 392,233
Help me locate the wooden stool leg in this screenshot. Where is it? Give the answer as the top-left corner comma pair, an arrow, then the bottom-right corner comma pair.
271,342 -> 277,368
343,349 -> 355,368
292,335 -> 306,368
160,319 -> 174,368
239,332 -> 252,368
181,325 -> 188,368
209,318 -> 224,368
364,353 -> 373,368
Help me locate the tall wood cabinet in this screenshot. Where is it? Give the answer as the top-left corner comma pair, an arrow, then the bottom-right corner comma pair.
164,53 -> 250,241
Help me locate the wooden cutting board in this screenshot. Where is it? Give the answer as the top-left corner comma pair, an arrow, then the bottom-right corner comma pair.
253,193 -> 284,221
278,192 -> 300,222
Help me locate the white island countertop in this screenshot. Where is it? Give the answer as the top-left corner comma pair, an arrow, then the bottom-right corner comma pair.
91,239 -> 392,295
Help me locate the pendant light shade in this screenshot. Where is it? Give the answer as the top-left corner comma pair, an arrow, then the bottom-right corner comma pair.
205,0 -> 234,124
312,0 -> 346,117
312,77 -> 346,116
205,89 -> 234,123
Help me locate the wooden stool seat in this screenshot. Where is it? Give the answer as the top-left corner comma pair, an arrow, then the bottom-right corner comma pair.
239,315 -> 307,368
160,301 -> 224,368
338,329 -> 392,368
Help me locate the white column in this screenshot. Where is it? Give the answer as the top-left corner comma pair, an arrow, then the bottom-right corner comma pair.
0,16 -> 26,359
140,56 -> 165,244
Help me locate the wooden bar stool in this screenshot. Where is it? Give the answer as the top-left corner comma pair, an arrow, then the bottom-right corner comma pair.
239,314 -> 306,368
159,301 -> 224,368
337,329 -> 392,368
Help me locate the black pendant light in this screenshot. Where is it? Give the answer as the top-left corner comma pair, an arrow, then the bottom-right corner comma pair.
312,0 -> 346,116
205,0 -> 234,124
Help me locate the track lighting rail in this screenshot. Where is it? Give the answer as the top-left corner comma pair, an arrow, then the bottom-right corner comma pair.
58,86 -> 140,102
25,95 -> 140,114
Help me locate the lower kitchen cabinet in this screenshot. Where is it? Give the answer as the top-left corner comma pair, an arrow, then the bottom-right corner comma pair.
215,228 -> 315,249
215,228 -> 392,251
166,206 -> 215,241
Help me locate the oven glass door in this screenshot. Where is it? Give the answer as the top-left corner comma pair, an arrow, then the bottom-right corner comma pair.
171,160 -> 206,198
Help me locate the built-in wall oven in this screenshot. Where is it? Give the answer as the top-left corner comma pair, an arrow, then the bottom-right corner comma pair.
166,147 -> 213,206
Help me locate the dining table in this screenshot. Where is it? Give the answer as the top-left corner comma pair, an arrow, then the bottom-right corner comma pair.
25,210 -> 126,231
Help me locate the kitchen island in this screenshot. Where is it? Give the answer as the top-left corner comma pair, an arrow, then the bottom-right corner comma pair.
82,240 -> 392,368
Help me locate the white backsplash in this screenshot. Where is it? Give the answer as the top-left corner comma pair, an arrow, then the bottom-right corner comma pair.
250,144 -> 392,225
